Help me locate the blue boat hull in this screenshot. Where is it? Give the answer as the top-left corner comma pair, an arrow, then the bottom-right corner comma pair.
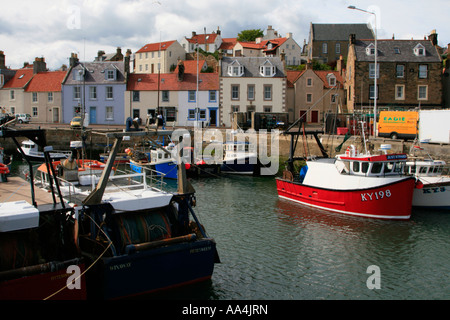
155,162 -> 178,179
91,238 -> 217,299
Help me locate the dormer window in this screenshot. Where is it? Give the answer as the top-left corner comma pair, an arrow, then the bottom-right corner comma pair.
259,60 -> 276,77
106,69 -> 116,80
227,60 -> 244,77
74,68 -> 85,81
327,74 -> 337,87
414,44 -> 426,56
365,43 -> 376,56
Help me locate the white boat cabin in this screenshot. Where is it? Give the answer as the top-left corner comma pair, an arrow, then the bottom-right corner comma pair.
405,160 -> 448,177
336,145 -> 407,177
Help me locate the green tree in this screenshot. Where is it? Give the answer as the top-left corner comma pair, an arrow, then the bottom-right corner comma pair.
237,29 -> 264,42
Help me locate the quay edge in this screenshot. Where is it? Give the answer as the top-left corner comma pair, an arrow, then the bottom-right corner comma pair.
2,126 -> 449,163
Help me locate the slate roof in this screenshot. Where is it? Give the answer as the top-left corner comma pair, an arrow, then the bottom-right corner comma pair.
25,71 -> 67,92
220,57 -> 285,77
64,61 -> 126,85
311,23 -> 374,41
127,72 -> 219,91
354,39 -> 442,62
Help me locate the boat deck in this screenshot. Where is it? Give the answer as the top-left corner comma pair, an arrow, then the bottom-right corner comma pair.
0,176 -> 55,206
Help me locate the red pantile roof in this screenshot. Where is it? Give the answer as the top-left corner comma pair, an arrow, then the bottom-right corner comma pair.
25,71 -> 67,92
286,70 -> 304,88
2,68 -> 34,89
173,60 -> 207,74
186,33 -> 218,44
136,40 -> 176,53
314,70 -> 344,89
219,38 -> 237,50
261,38 -> 288,53
127,72 -> 219,91
239,41 -> 264,49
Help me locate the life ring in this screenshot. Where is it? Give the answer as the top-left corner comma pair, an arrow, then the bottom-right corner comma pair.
0,163 -> 10,175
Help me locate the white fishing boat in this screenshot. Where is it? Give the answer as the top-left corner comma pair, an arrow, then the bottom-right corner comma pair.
19,140 -> 71,162
406,146 -> 450,210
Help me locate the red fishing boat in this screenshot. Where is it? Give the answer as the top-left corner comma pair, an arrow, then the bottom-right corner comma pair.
276,128 -> 416,220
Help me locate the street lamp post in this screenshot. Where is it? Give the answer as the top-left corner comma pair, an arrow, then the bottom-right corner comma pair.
348,5 -> 377,139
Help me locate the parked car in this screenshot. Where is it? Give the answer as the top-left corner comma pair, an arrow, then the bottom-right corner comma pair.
0,113 -> 15,125
15,113 -> 32,124
70,116 -> 82,128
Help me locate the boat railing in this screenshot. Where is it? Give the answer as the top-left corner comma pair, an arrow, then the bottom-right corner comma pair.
35,166 -> 168,203
106,167 -> 166,192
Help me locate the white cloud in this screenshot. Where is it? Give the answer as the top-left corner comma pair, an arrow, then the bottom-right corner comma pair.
0,0 -> 448,70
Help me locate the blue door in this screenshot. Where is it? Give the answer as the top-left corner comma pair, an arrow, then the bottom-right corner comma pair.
90,107 -> 97,124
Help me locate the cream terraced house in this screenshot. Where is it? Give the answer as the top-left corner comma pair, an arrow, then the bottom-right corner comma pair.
219,56 -> 286,127
134,40 -> 186,74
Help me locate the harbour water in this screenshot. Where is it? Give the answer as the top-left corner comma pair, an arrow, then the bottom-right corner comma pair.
10,162 -> 450,300
169,174 -> 449,300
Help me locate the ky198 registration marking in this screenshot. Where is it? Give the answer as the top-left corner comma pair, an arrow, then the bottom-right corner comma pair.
361,189 -> 391,201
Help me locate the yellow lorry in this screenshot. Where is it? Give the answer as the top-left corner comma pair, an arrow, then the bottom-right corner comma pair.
377,111 -> 419,140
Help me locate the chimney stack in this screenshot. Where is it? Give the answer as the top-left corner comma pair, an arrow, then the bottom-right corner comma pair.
33,57 -> 47,74
280,50 -> 286,70
428,30 -> 438,46
70,53 -> 79,67
177,59 -> 185,81
336,55 -> 344,76
0,51 -> 5,69
349,34 -> 356,45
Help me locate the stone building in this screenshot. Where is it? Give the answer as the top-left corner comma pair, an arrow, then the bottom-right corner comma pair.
307,23 -> 373,64
345,34 -> 443,113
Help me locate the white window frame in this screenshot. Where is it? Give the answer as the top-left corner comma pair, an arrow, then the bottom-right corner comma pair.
263,85 -> 272,101
48,92 -> 53,102
418,85 -> 428,100
89,86 -> 97,100
395,85 -> 405,100
105,106 -> 114,120
369,63 -> 379,79
32,92 -> 38,103
247,85 -> 255,101
396,65 -> 405,78
106,86 -> 114,100
73,87 -> 81,100
418,64 -> 428,79
106,70 -> 115,80
231,85 -> 239,100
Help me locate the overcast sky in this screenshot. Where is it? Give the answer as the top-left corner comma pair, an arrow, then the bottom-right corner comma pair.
1,0 -> 448,70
